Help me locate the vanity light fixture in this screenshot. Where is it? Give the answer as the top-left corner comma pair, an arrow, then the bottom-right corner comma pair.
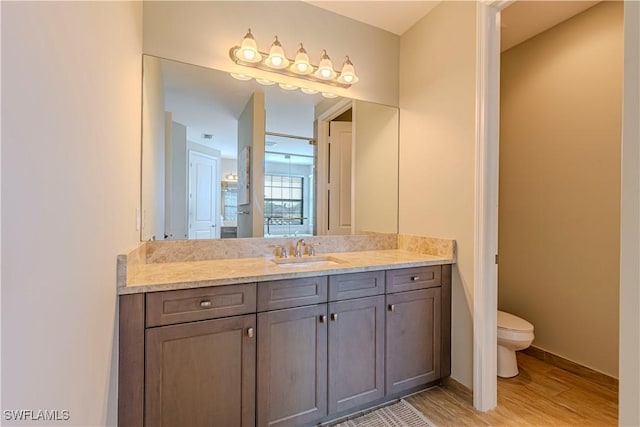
224,173 -> 238,182
229,29 -> 359,94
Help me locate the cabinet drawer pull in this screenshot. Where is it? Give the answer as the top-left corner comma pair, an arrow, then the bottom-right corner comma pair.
247,327 -> 254,338
388,304 -> 395,312
200,300 -> 212,308
319,315 -> 327,324
410,276 -> 420,281
330,313 -> 338,322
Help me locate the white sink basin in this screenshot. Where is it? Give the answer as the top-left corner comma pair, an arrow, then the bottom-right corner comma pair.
272,256 -> 346,268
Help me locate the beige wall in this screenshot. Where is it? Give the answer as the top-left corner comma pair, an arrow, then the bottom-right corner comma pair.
142,1 -> 399,106
499,2 -> 622,377
399,1 -> 478,388
353,100 -> 399,234
1,2 -> 142,425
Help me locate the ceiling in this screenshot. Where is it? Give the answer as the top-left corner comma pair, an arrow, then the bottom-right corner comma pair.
501,1 -> 600,51
307,1 -> 599,45
305,1 -> 440,35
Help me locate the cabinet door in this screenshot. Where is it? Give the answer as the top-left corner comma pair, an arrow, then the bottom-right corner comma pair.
328,295 -> 385,414
145,315 -> 256,427
257,304 -> 328,427
386,288 -> 441,395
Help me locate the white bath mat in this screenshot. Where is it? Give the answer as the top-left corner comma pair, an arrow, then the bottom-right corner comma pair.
334,399 -> 437,427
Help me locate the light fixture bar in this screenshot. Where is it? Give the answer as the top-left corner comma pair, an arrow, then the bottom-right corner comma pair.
229,29 -> 359,90
229,46 -> 352,88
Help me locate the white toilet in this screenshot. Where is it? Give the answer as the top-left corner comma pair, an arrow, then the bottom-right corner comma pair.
497,310 -> 535,378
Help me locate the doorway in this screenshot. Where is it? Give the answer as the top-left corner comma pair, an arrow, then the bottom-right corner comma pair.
188,150 -> 219,239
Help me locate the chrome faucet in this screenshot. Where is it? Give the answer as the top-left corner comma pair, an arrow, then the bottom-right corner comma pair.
294,239 -> 306,257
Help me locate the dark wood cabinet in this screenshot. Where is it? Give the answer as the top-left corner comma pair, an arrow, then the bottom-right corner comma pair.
257,304 -> 328,427
119,265 -> 452,427
385,288 -> 441,395
144,314 -> 256,427
328,295 -> 385,414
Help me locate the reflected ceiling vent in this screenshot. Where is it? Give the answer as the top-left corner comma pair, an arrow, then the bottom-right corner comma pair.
266,141 -> 278,147
203,133 -> 213,140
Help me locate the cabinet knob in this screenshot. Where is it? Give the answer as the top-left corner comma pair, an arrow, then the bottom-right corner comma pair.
319,315 -> 327,324
410,276 -> 420,281
247,327 -> 254,338
388,304 -> 395,312
200,300 -> 212,308
330,313 -> 338,322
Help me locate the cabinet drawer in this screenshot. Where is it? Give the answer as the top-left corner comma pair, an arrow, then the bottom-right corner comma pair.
258,276 -> 328,311
386,266 -> 441,293
146,283 -> 256,327
328,271 -> 385,301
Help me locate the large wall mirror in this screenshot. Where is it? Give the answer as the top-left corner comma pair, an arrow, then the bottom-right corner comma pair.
141,55 -> 399,241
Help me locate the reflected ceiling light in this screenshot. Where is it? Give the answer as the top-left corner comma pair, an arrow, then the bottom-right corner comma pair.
230,73 -> 253,81
278,82 -> 298,91
256,78 -> 276,86
229,30 -> 358,92
235,29 -> 262,63
300,87 -> 319,95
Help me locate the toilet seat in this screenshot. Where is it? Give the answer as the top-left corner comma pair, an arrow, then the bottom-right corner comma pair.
498,310 -> 533,332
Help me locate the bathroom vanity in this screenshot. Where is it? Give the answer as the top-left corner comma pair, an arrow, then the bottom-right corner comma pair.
117,235 -> 454,427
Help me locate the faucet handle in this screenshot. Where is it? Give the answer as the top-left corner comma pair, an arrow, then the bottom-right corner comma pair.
273,245 -> 288,258
307,243 -> 320,256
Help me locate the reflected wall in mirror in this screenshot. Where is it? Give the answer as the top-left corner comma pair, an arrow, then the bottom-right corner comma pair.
141,55 -> 399,241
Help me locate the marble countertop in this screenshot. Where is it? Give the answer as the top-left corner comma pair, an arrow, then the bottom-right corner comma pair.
120,249 -> 454,295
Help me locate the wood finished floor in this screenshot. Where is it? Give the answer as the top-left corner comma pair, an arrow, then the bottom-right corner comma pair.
406,353 -> 618,426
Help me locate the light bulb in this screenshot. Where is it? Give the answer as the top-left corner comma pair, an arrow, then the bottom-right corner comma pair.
235,29 -> 262,64
322,92 -> 338,99
301,87 -> 319,95
292,43 -> 312,75
337,56 -> 359,85
265,36 -> 289,69
314,50 -> 336,80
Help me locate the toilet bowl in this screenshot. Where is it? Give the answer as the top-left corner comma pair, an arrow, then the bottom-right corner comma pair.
497,310 -> 534,378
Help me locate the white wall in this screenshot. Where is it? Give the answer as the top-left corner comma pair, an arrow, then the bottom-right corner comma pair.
168,121 -> 188,240
141,55 -> 165,241
399,1 -> 477,389
1,2 -> 142,426
142,1 -> 399,106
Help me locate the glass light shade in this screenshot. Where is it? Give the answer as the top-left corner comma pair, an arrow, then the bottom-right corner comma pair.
230,73 -> 252,81
236,29 -> 262,63
264,36 -> 290,69
291,44 -> 313,75
300,87 -> 319,95
278,82 -> 298,91
314,50 -> 336,80
256,78 -> 276,86
322,92 -> 338,99
337,56 -> 359,84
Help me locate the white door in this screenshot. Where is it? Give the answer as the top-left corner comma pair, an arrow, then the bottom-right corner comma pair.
188,151 -> 218,239
327,121 -> 353,235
